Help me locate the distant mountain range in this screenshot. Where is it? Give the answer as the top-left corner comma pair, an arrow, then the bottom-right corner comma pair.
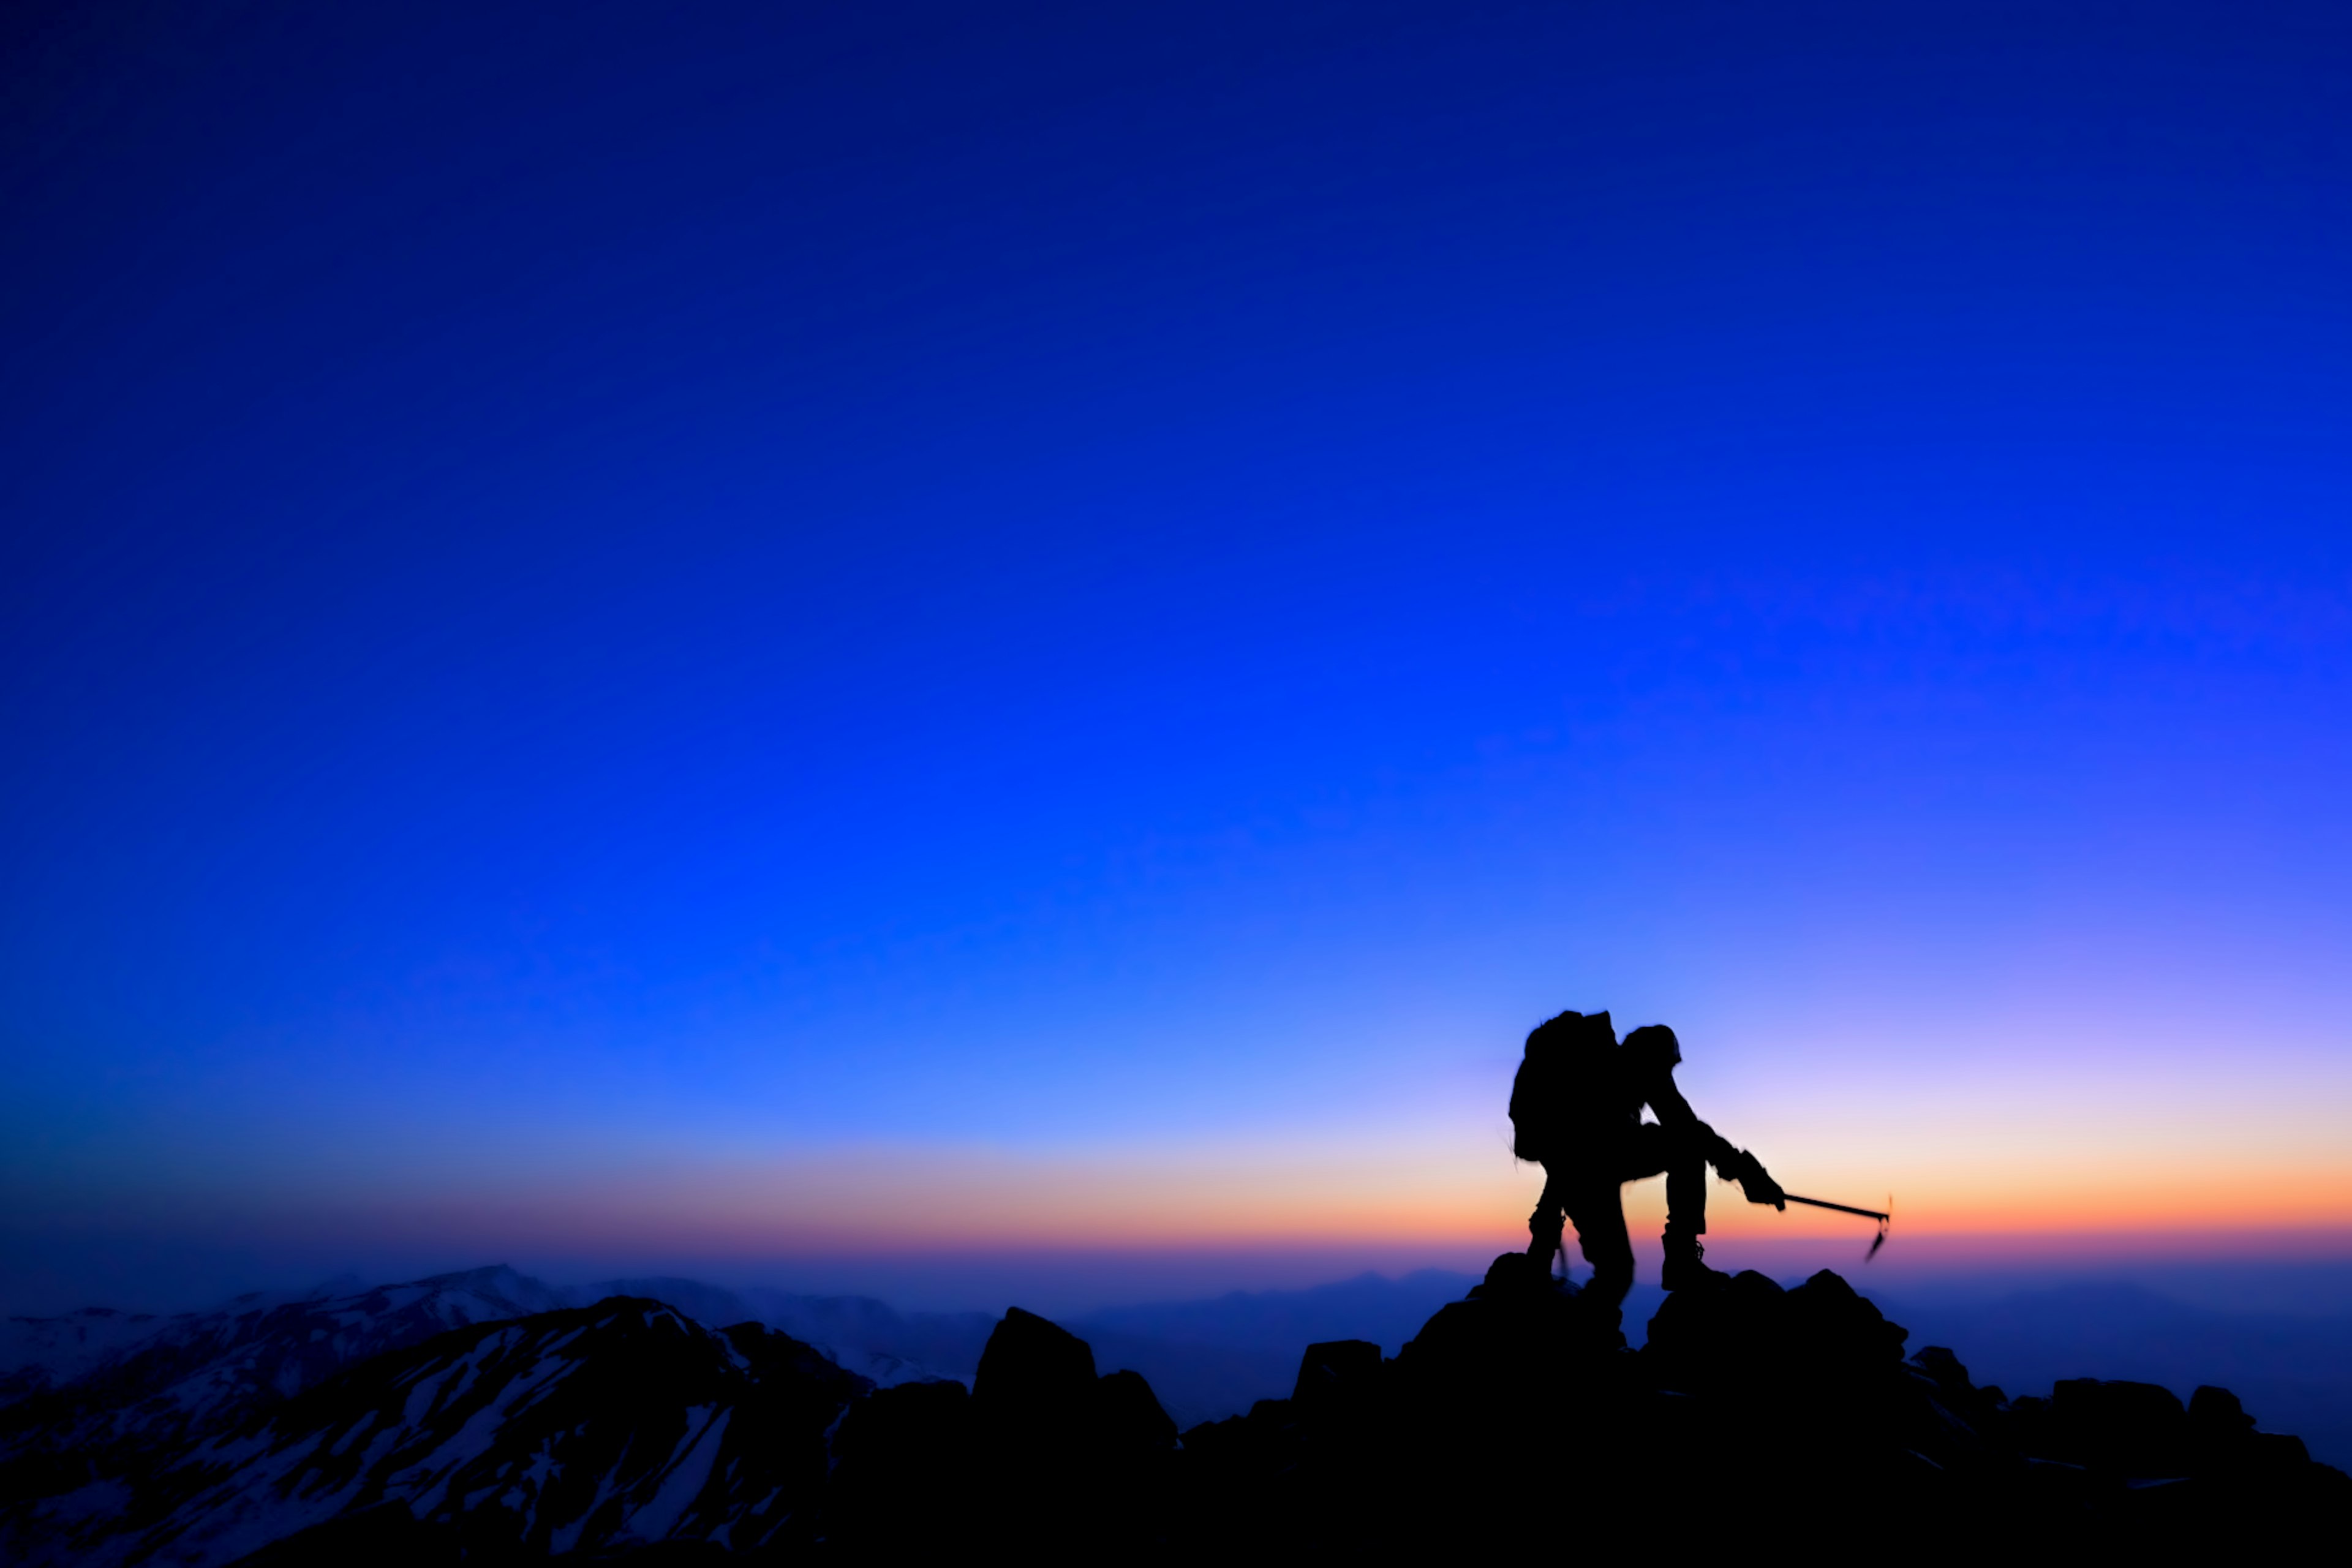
1869,1280 -> 2352,1476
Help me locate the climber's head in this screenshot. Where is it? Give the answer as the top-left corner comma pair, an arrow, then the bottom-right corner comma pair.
1623,1023 -> 1682,1068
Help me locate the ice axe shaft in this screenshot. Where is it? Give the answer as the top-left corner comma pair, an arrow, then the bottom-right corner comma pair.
1779,1192 -> 1893,1262
1782,1194 -> 1888,1223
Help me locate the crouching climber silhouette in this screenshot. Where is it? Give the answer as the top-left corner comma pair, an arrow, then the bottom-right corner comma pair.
1509,1010 -> 1784,1300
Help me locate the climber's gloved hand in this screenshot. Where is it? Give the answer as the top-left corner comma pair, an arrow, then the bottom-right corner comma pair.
1737,1159 -> 1786,1211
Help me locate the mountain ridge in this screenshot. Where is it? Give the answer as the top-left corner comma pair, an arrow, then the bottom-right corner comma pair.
3,1253 -> 2344,1561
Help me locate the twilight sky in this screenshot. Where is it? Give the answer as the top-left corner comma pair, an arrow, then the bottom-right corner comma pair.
5,0 -> 2350,1312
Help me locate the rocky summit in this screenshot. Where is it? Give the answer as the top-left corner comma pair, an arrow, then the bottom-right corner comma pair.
4,1256 -> 2343,1562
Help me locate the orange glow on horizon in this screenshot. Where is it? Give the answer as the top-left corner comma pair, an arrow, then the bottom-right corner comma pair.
132,1144 -> 2352,1264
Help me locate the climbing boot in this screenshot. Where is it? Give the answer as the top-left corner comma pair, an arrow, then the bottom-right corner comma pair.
1660,1239 -> 1728,1292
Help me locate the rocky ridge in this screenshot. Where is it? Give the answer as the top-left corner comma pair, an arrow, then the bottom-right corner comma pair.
2,1253 -> 2343,1561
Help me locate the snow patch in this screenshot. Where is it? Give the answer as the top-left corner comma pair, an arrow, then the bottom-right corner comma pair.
620,1406 -> 730,1543
399,1352 -> 576,1517
328,1409 -> 377,1457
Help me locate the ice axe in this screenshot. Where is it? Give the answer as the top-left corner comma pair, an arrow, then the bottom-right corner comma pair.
1781,1193 -> 1893,1261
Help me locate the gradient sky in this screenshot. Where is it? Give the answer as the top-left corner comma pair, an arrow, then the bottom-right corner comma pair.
5,0 -> 2351,1312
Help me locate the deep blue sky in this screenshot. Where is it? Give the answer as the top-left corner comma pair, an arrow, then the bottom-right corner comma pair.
5,1 -> 2350,1309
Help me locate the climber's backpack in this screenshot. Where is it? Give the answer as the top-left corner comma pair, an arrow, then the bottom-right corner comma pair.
1508,1009 -> 1615,1162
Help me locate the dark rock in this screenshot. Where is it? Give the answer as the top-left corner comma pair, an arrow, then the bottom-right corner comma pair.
1290,1340 -> 1380,1412
227,1503 -> 464,1566
826,1379 -> 976,1550
1645,1267 -> 1905,1414
2248,1431 -> 2312,1468
1094,1367 -> 1178,1455
1910,1343 -> 1972,1392
2049,1378 -> 2192,1476
1398,1254 -> 1619,1388
2188,1384 -> 2255,1434
973,1306 -> 1097,1433
906,1308 -> 1185,1550
1468,1249 -> 1550,1298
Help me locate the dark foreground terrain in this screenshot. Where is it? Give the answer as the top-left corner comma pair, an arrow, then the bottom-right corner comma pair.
4,1255 -> 2343,1562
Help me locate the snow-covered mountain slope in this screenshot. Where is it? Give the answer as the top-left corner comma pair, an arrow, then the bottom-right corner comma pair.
1,1310 -> 172,1404
0,1265 -> 986,1562
0,1263 -> 605,1564
6,1297 -> 867,1567
4,1265 -> 993,1415
0,1266 -> 578,1472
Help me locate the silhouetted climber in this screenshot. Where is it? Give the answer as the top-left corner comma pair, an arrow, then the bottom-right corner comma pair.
1509,1010 -> 1784,1298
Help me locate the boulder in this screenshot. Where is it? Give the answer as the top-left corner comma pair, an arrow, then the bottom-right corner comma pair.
1291,1340 -> 1381,1414
974,1307 -> 1097,1434
2049,1378 -> 2192,1476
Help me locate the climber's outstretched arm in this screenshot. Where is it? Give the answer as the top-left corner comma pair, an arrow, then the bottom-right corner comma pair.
1651,1076 -> 1785,1209
1648,1077 -> 1730,1157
